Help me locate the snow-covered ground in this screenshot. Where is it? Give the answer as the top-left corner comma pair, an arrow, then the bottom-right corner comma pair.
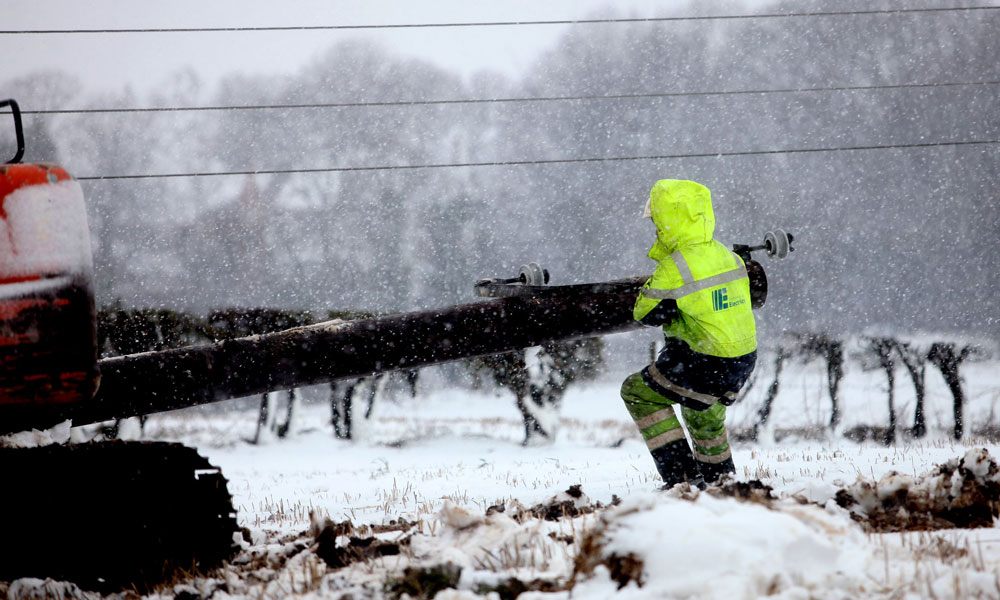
6,357 -> 1000,600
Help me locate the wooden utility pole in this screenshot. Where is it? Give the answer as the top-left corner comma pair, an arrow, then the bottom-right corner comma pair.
68,279 -> 645,428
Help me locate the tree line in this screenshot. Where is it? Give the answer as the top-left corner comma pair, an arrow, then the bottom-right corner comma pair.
5,0 -> 998,339
733,332 -> 991,444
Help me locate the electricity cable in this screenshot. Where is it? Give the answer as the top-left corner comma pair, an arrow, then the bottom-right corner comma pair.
2,6 -> 998,34
11,80 -> 1000,116
75,139 -> 1000,181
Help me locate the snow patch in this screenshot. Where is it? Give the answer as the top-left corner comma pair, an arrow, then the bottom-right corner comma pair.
412,502 -> 570,576
0,419 -> 71,448
0,179 -> 92,279
571,492 -> 870,599
4,578 -> 91,600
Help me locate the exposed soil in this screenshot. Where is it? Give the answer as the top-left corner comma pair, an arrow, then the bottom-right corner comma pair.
474,576 -> 563,600
370,516 -> 416,534
386,563 -> 462,599
834,448 -> 1000,532
497,484 -> 622,522
706,478 -> 778,506
571,513 -> 646,590
314,518 -> 408,569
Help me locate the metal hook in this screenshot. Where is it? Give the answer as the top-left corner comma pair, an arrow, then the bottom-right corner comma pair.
1,99 -> 25,164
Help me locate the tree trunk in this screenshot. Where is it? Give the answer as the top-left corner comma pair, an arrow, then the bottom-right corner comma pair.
330,380 -> 355,440
253,392 -> 274,445
870,338 -> 896,446
403,369 -> 419,398
752,349 -> 788,440
363,373 -> 386,420
516,388 -> 558,446
884,366 -> 896,446
894,343 -> 928,438
275,389 -> 299,439
928,343 -> 970,440
826,341 -> 845,430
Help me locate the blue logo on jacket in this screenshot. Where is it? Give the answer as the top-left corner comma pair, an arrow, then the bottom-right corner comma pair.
713,287 -> 746,311
713,288 -> 730,311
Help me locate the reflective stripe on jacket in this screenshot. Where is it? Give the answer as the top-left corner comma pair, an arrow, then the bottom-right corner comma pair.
633,180 -> 757,358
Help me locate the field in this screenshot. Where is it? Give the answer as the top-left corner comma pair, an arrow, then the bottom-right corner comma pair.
5,354 -> 1000,600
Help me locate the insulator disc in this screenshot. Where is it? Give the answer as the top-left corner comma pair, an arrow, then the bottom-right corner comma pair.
519,262 -> 547,285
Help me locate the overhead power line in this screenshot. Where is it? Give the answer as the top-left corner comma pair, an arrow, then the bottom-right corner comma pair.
3,6 -> 998,34
14,80 -> 1000,116
75,139 -> 999,182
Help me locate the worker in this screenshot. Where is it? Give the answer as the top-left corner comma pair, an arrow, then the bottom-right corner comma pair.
620,179 -> 757,487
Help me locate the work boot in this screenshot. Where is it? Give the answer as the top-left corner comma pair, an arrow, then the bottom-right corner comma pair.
697,457 -> 736,485
650,439 -> 701,488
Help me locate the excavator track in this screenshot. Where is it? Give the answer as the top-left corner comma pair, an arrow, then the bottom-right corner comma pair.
0,441 -> 240,592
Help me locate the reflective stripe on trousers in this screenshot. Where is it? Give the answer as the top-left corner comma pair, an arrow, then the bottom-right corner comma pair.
691,431 -> 732,464
620,372 -> 729,457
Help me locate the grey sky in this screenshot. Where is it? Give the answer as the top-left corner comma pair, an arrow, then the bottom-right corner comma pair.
1,0 -> 737,98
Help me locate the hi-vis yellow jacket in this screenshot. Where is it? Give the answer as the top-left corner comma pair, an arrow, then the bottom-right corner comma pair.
634,179 -> 757,358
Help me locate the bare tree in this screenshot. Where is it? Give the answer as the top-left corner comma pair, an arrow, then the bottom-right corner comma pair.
330,374 -> 387,440
894,341 -> 928,438
751,347 -> 791,441
472,339 -> 603,445
798,334 -> 845,430
927,342 -> 976,440
253,389 -> 300,445
867,338 -> 897,446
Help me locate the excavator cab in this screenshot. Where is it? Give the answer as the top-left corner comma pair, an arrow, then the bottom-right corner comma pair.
1,99 -> 100,434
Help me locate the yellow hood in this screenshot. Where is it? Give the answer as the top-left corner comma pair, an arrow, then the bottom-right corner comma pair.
646,179 -> 715,260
